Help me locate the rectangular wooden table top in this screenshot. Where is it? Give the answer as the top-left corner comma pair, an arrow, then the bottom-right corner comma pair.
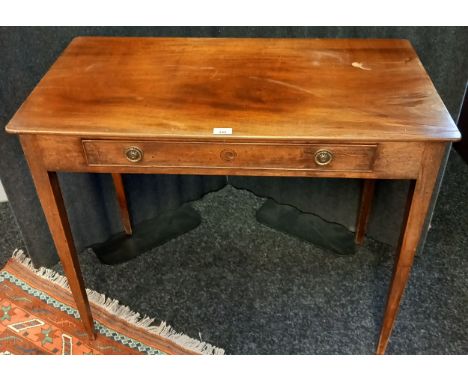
6,37 -> 460,142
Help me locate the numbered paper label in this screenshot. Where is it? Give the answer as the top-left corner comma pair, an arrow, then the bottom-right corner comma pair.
213,128 -> 233,135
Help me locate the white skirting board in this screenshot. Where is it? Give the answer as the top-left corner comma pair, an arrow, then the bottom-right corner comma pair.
0,180 -> 7,202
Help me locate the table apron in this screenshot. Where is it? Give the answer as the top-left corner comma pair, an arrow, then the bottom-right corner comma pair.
22,135 -> 430,180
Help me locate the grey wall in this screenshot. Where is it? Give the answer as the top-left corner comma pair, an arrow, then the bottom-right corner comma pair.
1,27 -> 467,267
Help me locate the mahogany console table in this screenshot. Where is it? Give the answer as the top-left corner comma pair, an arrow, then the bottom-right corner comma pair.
6,37 -> 461,354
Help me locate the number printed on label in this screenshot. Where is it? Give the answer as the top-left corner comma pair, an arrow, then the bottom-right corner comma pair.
213,128 -> 233,135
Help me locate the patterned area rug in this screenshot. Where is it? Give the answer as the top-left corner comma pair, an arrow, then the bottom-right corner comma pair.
0,250 -> 224,355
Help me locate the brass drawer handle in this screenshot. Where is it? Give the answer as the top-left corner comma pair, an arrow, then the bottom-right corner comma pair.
125,146 -> 143,163
314,149 -> 333,166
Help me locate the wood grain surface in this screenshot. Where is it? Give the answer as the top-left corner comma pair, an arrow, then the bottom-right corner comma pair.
6,37 -> 460,142
28,135 -> 426,179
82,140 -> 377,171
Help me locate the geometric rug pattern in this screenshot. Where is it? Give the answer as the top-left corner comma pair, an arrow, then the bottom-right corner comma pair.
0,251 -> 223,355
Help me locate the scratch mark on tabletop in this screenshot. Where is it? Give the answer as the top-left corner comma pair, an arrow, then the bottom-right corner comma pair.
249,76 -> 315,96
352,62 -> 372,71
313,51 -> 346,62
164,64 -> 216,71
85,63 -> 98,72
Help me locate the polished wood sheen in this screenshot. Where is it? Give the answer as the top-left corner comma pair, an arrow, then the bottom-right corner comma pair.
6,38 -> 460,142
6,37 -> 461,354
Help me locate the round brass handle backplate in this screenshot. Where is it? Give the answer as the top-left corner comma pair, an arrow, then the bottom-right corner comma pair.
125,146 -> 143,163
314,149 -> 333,166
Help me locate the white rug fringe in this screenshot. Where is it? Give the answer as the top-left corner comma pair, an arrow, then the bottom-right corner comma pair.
11,249 -> 225,355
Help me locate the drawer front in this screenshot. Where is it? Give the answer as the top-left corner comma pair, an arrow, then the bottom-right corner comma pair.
82,140 -> 377,172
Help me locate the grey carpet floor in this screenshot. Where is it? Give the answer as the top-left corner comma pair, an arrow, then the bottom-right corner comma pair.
0,151 -> 467,354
